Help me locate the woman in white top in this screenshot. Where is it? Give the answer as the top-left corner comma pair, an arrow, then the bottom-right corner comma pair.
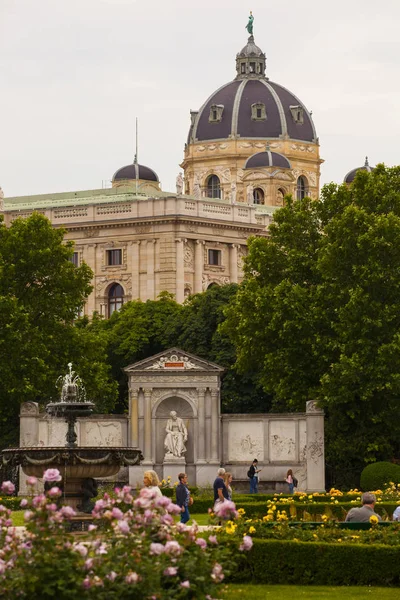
143,470 -> 163,497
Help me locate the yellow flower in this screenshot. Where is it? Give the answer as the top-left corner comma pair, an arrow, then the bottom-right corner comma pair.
369,515 -> 379,524
337,538 -> 342,542
225,522 -> 237,535
238,508 -> 246,516
272,505 -> 276,510
308,495 -> 313,500
321,514 -> 328,522
248,526 -> 256,534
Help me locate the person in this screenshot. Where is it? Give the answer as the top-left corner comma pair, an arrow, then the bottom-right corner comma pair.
248,459 -> 261,493
175,472 -> 192,524
393,505 -> 400,521
245,11 -> 254,35
164,411 -> 188,458
143,470 -> 163,497
345,492 -> 382,523
213,467 -> 229,508
223,472 -> 233,501
286,469 -> 294,494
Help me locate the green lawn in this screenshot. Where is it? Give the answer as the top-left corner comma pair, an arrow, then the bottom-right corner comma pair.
11,511 -> 25,526
221,584 -> 400,599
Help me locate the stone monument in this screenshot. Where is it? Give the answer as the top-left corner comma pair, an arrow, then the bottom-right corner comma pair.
163,410 -> 188,482
176,173 -> 184,195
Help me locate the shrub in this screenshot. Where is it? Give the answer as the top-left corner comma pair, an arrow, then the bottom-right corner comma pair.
232,539 -> 400,586
360,462 -> 400,491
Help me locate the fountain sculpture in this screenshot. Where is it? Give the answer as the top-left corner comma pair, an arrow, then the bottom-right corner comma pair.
1,364 -> 143,513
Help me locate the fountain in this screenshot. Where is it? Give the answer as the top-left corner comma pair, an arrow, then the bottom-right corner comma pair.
1,364 -> 143,513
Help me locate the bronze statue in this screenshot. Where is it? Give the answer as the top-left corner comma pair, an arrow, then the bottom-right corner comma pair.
246,12 -> 254,35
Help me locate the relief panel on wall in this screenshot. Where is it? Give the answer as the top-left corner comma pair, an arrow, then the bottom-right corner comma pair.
228,421 -> 264,462
299,419 -> 307,463
84,422 -> 123,447
269,421 -> 296,462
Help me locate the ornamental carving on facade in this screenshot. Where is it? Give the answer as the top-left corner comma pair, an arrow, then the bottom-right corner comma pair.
145,354 -> 200,370
184,242 -> 194,269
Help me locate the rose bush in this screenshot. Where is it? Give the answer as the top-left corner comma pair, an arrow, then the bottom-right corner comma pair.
0,474 -> 251,599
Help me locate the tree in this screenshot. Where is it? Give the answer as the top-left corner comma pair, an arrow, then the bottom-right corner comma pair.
0,213 -> 117,448
224,166 -> 400,485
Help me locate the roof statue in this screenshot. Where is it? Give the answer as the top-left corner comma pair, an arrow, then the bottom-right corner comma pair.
245,11 -> 254,36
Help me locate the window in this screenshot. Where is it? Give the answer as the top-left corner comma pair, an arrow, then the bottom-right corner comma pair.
206,174 -> 221,199
108,283 -> 124,317
251,102 -> 267,121
296,176 -> 308,200
207,282 -> 219,290
277,188 -> 286,205
209,104 -> 224,123
253,188 -> 265,205
249,62 -> 256,73
107,249 -> 122,266
70,252 -> 79,267
208,249 -> 221,266
241,63 -> 246,74
290,105 -> 304,124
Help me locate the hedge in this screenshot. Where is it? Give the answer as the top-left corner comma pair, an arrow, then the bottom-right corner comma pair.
0,496 -> 23,511
231,539 -> 400,586
360,462 -> 400,491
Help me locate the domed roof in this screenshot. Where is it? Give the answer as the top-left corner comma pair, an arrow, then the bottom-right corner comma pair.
188,35 -> 317,145
344,157 -> 374,184
245,150 -> 291,169
113,163 -> 159,182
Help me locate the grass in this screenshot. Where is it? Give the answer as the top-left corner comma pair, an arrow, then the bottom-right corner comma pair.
11,511 -> 25,526
221,584 -> 400,599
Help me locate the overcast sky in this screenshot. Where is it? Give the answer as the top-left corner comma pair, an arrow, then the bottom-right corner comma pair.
1,0 -> 399,198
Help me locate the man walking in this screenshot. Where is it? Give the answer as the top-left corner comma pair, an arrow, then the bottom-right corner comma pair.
176,472 -> 192,524
248,458 -> 261,494
213,467 -> 228,508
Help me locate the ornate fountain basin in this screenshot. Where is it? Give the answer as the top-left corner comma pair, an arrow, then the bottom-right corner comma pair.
2,447 -> 143,479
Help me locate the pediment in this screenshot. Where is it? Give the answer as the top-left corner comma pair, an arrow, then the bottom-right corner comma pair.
124,348 -> 224,373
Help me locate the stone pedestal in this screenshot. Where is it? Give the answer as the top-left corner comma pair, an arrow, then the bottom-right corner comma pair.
163,455 -> 186,484
305,400 -> 325,492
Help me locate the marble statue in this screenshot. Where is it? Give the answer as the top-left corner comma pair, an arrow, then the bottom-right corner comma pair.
230,182 -> 237,204
246,12 -> 254,35
194,183 -> 201,200
164,411 -> 187,458
247,184 -> 254,204
176,172 -> 184,195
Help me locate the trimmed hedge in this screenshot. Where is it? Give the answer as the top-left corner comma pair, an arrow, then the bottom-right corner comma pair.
232,539 -> 400,586
0,496 -> 23,510
360,462 -> 400,491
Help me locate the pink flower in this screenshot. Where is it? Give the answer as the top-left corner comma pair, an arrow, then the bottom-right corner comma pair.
106,571 -> 117,582
47,487 -> 62,498
164,540 -> 182,556
20,499 -> 28,508
167,502 -> 182,515
82,577 -> 91,589
46,503 -> 58,512
60,506 -> 76,518
73,543 -> 88,557
208,535 -> 218,545
239,535 -> 253,552
125,571 -> 139,584
26,476 -> 37,487
43,469 -> 62,483
84,558 -> 94,570
214,500 -> 238,520
95,543 -> 107,555
156,496 -> 171,508
111,507 -> 123,520
24,510 -> 34,521
117,520 -> 130,534
1,481 -> 15,495
163,567 -> 178,577
88,524 -> 97,532
32,494 -> 47,508
150,542 -> 165,555
211,563 -> 224,583
160,514 -> 174,526
181,580 -> 190,588
195,538 -> 207,550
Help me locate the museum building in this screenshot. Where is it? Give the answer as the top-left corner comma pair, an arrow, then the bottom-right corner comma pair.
2,28 -> 334,317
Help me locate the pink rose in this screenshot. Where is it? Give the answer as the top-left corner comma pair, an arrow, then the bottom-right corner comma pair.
150,542 -> 165,555
163,567 -> 178,577
195,538 -> 207,550
1,481 -> 15,495
181,580 -> 190,588
60,505 -> 76,518
239,535 -> 253,552
47,487 -> 62,498
125,571 -> 139,584
26,476 -> 37,487
43,469 -> 62,483
111,507 -> 123,520
20,499 -> 28,508
117,520 -> 130,534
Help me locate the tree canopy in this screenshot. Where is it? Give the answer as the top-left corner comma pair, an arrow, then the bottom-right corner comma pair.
224,165 -> 400,485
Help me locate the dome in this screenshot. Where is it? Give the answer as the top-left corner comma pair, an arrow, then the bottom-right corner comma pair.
245,150 -> 291,169
112,163 -> 159,183
344,157 -> 374,184
188,35 -> 317,145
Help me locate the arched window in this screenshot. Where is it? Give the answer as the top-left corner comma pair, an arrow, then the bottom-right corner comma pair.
108,283 -> 124,317
207,282 -> 219,290
277,188 -> 286,205
253,188 -> 265,205
296,176 -> 308,200
206,175 -> 221,199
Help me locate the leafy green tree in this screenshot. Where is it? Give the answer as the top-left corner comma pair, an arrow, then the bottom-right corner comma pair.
224,166 -> 400,485
0,213 -> 117,448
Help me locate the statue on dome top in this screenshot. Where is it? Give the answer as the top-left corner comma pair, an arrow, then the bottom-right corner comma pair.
245,11 -> 254,36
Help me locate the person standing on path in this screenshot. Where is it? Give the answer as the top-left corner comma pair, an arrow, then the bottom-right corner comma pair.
248,459 -> 261,493
213,467 -> 228,508
175,472 -> 192,524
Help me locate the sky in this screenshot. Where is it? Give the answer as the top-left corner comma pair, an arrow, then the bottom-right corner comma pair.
1,0 -> 399,198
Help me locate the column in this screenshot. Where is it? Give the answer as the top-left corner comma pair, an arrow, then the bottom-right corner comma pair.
197,388 -> 206,463
230,244 -> 238,283
129,387 -> 139,448
175,238 -> 185,303
86,243 -> 97,315
210,388 -> 219,462
147,239 -> 156,300
305,401 -> 325,492
143,388 -> 153,464
194,240 -> 204,294
131,241 -> 140,300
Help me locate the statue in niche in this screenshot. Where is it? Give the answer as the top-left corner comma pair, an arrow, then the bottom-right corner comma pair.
164,411 -> 187,458
230,182 -> 237,204
176,172 -> 184,195
247,184 -> 254,204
